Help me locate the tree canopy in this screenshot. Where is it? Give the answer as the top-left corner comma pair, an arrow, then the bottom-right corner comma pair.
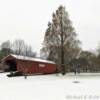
41,5 -> 81,74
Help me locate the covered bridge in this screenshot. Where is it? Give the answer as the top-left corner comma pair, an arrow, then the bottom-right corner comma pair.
1,54 -> 58,74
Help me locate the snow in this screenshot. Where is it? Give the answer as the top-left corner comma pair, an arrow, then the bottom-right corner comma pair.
0,73 -> 100,100
2,54 -> 55,64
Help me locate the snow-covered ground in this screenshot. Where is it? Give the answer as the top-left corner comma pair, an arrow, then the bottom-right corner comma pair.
0,73 -> 100,100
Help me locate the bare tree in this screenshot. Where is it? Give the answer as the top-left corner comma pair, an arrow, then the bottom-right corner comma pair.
13,39 -> 26,55
24,44 -> 36,57
12,39 -> 36,57
79,50 -> 99,72
41,5 -> 81,75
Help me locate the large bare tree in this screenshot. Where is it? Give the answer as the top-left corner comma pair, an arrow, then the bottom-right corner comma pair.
41,5 -> 81,75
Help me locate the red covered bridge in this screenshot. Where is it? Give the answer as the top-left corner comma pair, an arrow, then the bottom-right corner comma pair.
1,54 -> 58,74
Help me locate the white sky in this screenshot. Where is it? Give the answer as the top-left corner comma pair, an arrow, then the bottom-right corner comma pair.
0,0 -> 100,55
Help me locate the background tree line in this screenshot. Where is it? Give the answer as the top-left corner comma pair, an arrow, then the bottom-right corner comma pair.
41,5 -> 100,74
0,39 -> 36,60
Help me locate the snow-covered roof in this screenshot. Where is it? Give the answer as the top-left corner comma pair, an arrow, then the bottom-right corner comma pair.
3,54 -> 55,64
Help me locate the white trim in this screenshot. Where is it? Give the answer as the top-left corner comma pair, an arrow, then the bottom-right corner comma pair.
2,54 -> 55,64
38,64 -> 46,67
1,54 -> 16,61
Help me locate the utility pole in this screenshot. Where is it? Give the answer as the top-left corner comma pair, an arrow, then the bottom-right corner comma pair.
60,8 -> 65,75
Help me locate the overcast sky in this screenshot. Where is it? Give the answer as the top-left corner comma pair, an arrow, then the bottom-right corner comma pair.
0,0 -> 100,55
